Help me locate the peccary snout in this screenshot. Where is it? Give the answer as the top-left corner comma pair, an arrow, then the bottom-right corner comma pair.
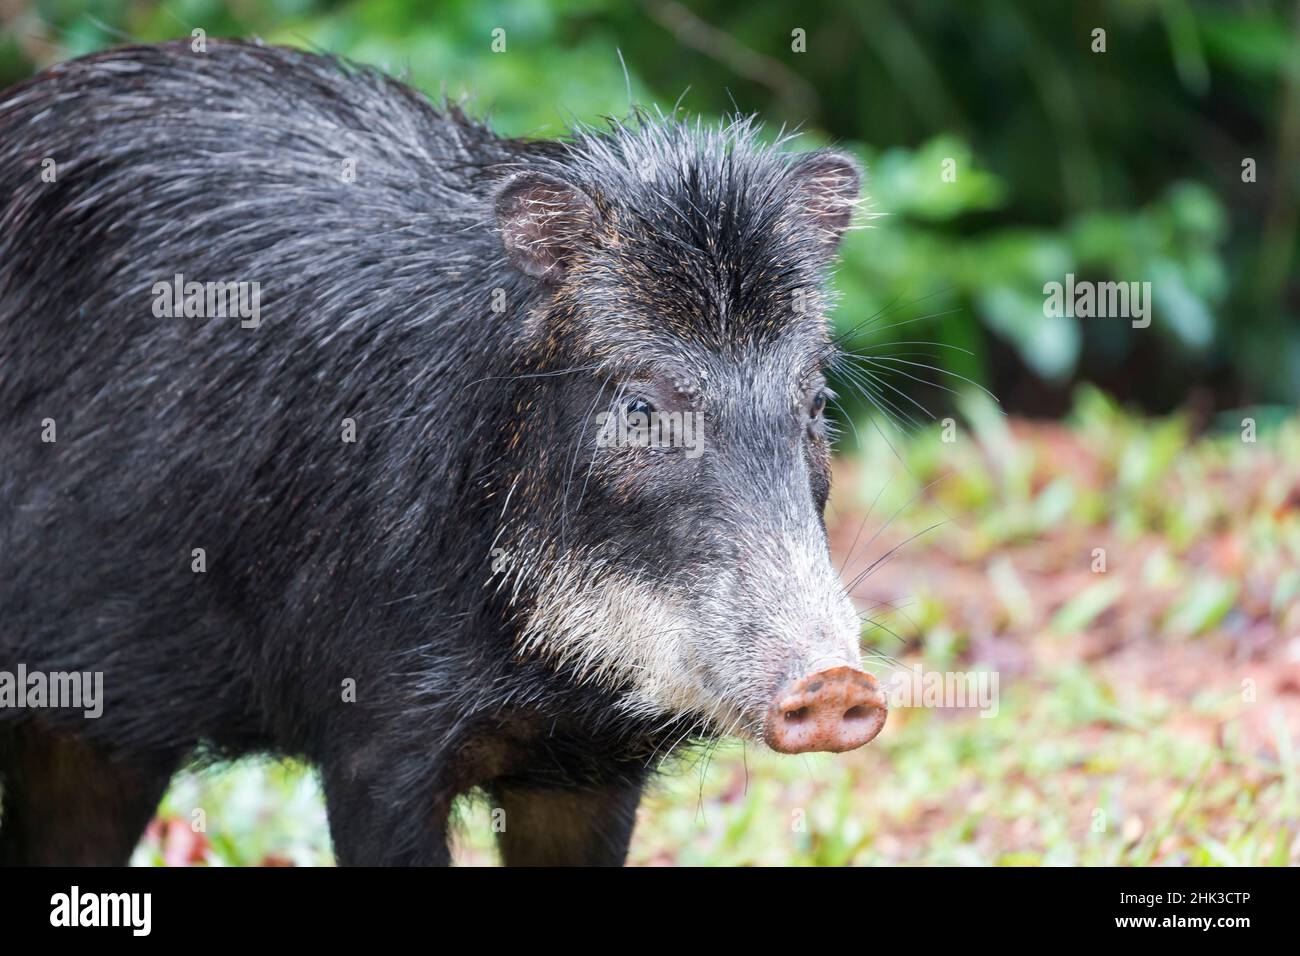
765,665 -> 887,754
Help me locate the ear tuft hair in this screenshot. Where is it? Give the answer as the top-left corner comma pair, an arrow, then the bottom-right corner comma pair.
494,172 -> 598,280
788,152 -> 862,250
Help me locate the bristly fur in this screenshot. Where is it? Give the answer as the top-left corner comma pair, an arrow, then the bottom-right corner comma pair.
0,39 -> 865,865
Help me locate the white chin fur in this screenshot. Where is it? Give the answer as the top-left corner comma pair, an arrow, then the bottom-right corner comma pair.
504,537 -> 863,741
507,549 -> 747,730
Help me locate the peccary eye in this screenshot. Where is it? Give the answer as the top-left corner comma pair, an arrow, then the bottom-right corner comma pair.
810,390 -> 827,418
625,397 -> 655,418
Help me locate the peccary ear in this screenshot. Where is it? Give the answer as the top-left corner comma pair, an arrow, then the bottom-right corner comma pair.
788,152 -> 862,250
494,171 -> 598,280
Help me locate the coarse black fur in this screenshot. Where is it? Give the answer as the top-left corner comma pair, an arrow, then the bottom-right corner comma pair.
0,39 -> 861,865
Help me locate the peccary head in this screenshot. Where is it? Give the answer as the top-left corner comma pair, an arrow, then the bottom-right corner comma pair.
489,119 -> 885,753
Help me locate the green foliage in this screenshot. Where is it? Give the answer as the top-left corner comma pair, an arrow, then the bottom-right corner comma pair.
5,0 -> 1297,414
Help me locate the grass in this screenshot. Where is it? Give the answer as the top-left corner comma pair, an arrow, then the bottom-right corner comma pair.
133,389 -> 1300,865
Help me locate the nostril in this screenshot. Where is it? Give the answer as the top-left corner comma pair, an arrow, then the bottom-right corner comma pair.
784,707 -> 810,724
843,705 -> 873,721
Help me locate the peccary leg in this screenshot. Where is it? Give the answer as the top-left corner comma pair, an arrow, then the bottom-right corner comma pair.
0,725 -> 177,866
490,783 -> 644,866
321,759 -> 454,866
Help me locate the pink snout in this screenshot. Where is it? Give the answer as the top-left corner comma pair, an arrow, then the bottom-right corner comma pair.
764,666 -> 887,754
